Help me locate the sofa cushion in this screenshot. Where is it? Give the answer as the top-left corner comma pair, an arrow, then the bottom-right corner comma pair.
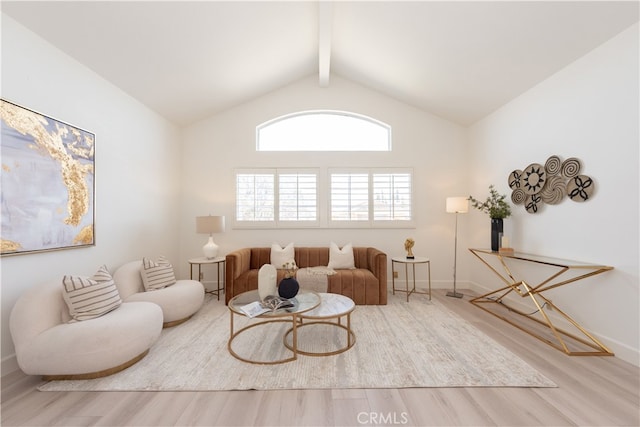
328,242 -> 355,269
270,242 -> 294,268
62,265 -> 122,322
141,256 -> 176,291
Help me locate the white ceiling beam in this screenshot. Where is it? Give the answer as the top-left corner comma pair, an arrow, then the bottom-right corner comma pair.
318,1 -> 333,87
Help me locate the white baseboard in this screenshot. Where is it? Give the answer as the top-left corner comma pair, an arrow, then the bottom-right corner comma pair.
387,279 -> 463,291
1,354 -> 19,376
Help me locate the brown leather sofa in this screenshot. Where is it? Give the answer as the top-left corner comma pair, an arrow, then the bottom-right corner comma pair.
225,247 -> 387,305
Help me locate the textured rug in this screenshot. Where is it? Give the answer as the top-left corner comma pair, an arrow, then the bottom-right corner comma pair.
39,294 -> 555,391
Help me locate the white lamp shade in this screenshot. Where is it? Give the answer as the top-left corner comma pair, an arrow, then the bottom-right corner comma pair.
446,197 -> 469,214
196,215 -> 225,234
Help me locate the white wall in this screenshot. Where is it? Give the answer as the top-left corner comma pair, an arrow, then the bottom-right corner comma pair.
178,74 -> 469,284
0,16 -> 182,372
467,24 -> 639,365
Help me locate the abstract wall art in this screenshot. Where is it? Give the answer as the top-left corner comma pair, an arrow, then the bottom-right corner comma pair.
1,99 -> 95,256
508,155 -> 595,214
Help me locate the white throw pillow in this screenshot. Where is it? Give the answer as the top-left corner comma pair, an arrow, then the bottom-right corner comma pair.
271,242 -> 294,269
328,242 -> 355,269
62,265 -> 122,322
141,256 -> 176,291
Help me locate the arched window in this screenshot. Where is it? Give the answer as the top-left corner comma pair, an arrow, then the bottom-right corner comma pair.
257,110 -> 391,151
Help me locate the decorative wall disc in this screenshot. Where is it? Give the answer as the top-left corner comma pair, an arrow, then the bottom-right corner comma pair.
511,188 -> 526,205
508,170 -> 522,190
522,163 -> 546,195
567,175 -> 594,202
507,155 -> 594,213
561,157 -> 581,178
544,155 -> 561,176
540,175 -> 566,205
524,193 -> 543,214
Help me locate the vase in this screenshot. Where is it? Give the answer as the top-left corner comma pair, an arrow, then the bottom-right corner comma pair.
278,277 -> 299,299
258,264 -> 277,301
491,218 -> 503,252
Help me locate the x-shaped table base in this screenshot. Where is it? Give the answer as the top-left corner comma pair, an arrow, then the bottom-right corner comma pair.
469,248 -> 614,356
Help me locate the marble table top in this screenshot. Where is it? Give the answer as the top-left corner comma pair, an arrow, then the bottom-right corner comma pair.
301,292 -> 355,318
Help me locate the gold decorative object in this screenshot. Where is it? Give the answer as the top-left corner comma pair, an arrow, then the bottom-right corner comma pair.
404,238 -> 415,259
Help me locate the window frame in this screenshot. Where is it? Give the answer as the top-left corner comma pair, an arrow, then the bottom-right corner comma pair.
328,168 -> 414,229
256,110 -> 392,152
234,167 -> 414,229
234,168 -> 320,229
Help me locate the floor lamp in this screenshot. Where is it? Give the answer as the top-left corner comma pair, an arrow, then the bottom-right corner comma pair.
446,197 -> 468,298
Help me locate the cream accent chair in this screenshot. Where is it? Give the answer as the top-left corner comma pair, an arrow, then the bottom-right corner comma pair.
9,280 -> 163,380
113,260 -> 205,328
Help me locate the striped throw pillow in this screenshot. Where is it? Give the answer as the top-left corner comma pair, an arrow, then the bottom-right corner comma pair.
141,256 -> 176,291
62,265 -> 122,322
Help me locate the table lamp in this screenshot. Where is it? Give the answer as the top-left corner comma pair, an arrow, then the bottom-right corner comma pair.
196,215 -> 225,259
446,197 -> 468,298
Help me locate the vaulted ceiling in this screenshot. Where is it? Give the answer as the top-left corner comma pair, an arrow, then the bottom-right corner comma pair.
2,1 -> 638,126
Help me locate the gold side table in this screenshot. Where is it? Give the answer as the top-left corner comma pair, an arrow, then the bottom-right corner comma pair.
391,256 -> 432,302
189,256 -> 225,300
469,248 -> 614,356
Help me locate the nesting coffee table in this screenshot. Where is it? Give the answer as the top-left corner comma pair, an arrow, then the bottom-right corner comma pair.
283,292 -> 356,356
228,290 -> 356,364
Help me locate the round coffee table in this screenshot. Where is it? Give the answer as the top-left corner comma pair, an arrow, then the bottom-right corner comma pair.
228,289 -> 321,364
284,293 -> 356,356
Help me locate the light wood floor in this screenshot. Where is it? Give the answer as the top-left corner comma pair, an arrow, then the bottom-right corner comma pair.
2,289 -> 639,426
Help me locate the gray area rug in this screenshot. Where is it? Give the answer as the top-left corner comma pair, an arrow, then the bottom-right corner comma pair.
39,294 -> 555,391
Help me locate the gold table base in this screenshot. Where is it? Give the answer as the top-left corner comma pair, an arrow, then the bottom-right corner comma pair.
228,316 -> 300,365
227,290 -> 321,365
469,248 -> 614,357
283,316 -> 356,357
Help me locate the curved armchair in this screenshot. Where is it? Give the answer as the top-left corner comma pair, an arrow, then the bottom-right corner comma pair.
10,280 -> 162,379
113,260 -> 205,327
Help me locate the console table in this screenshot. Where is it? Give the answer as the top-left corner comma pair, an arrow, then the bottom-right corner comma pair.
468,248 -> 614,356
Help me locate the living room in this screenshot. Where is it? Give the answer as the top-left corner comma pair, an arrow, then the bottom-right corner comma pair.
1,1 -> 638,426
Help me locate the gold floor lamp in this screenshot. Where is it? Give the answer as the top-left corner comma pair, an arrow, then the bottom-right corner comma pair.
446,197 -> 468,298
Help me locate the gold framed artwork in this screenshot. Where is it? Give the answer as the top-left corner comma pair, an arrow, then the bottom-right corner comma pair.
1,99 -> 95,256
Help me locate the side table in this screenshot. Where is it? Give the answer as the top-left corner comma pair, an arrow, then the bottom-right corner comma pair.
391,256 -> 431,302
189,256 -> 225,300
